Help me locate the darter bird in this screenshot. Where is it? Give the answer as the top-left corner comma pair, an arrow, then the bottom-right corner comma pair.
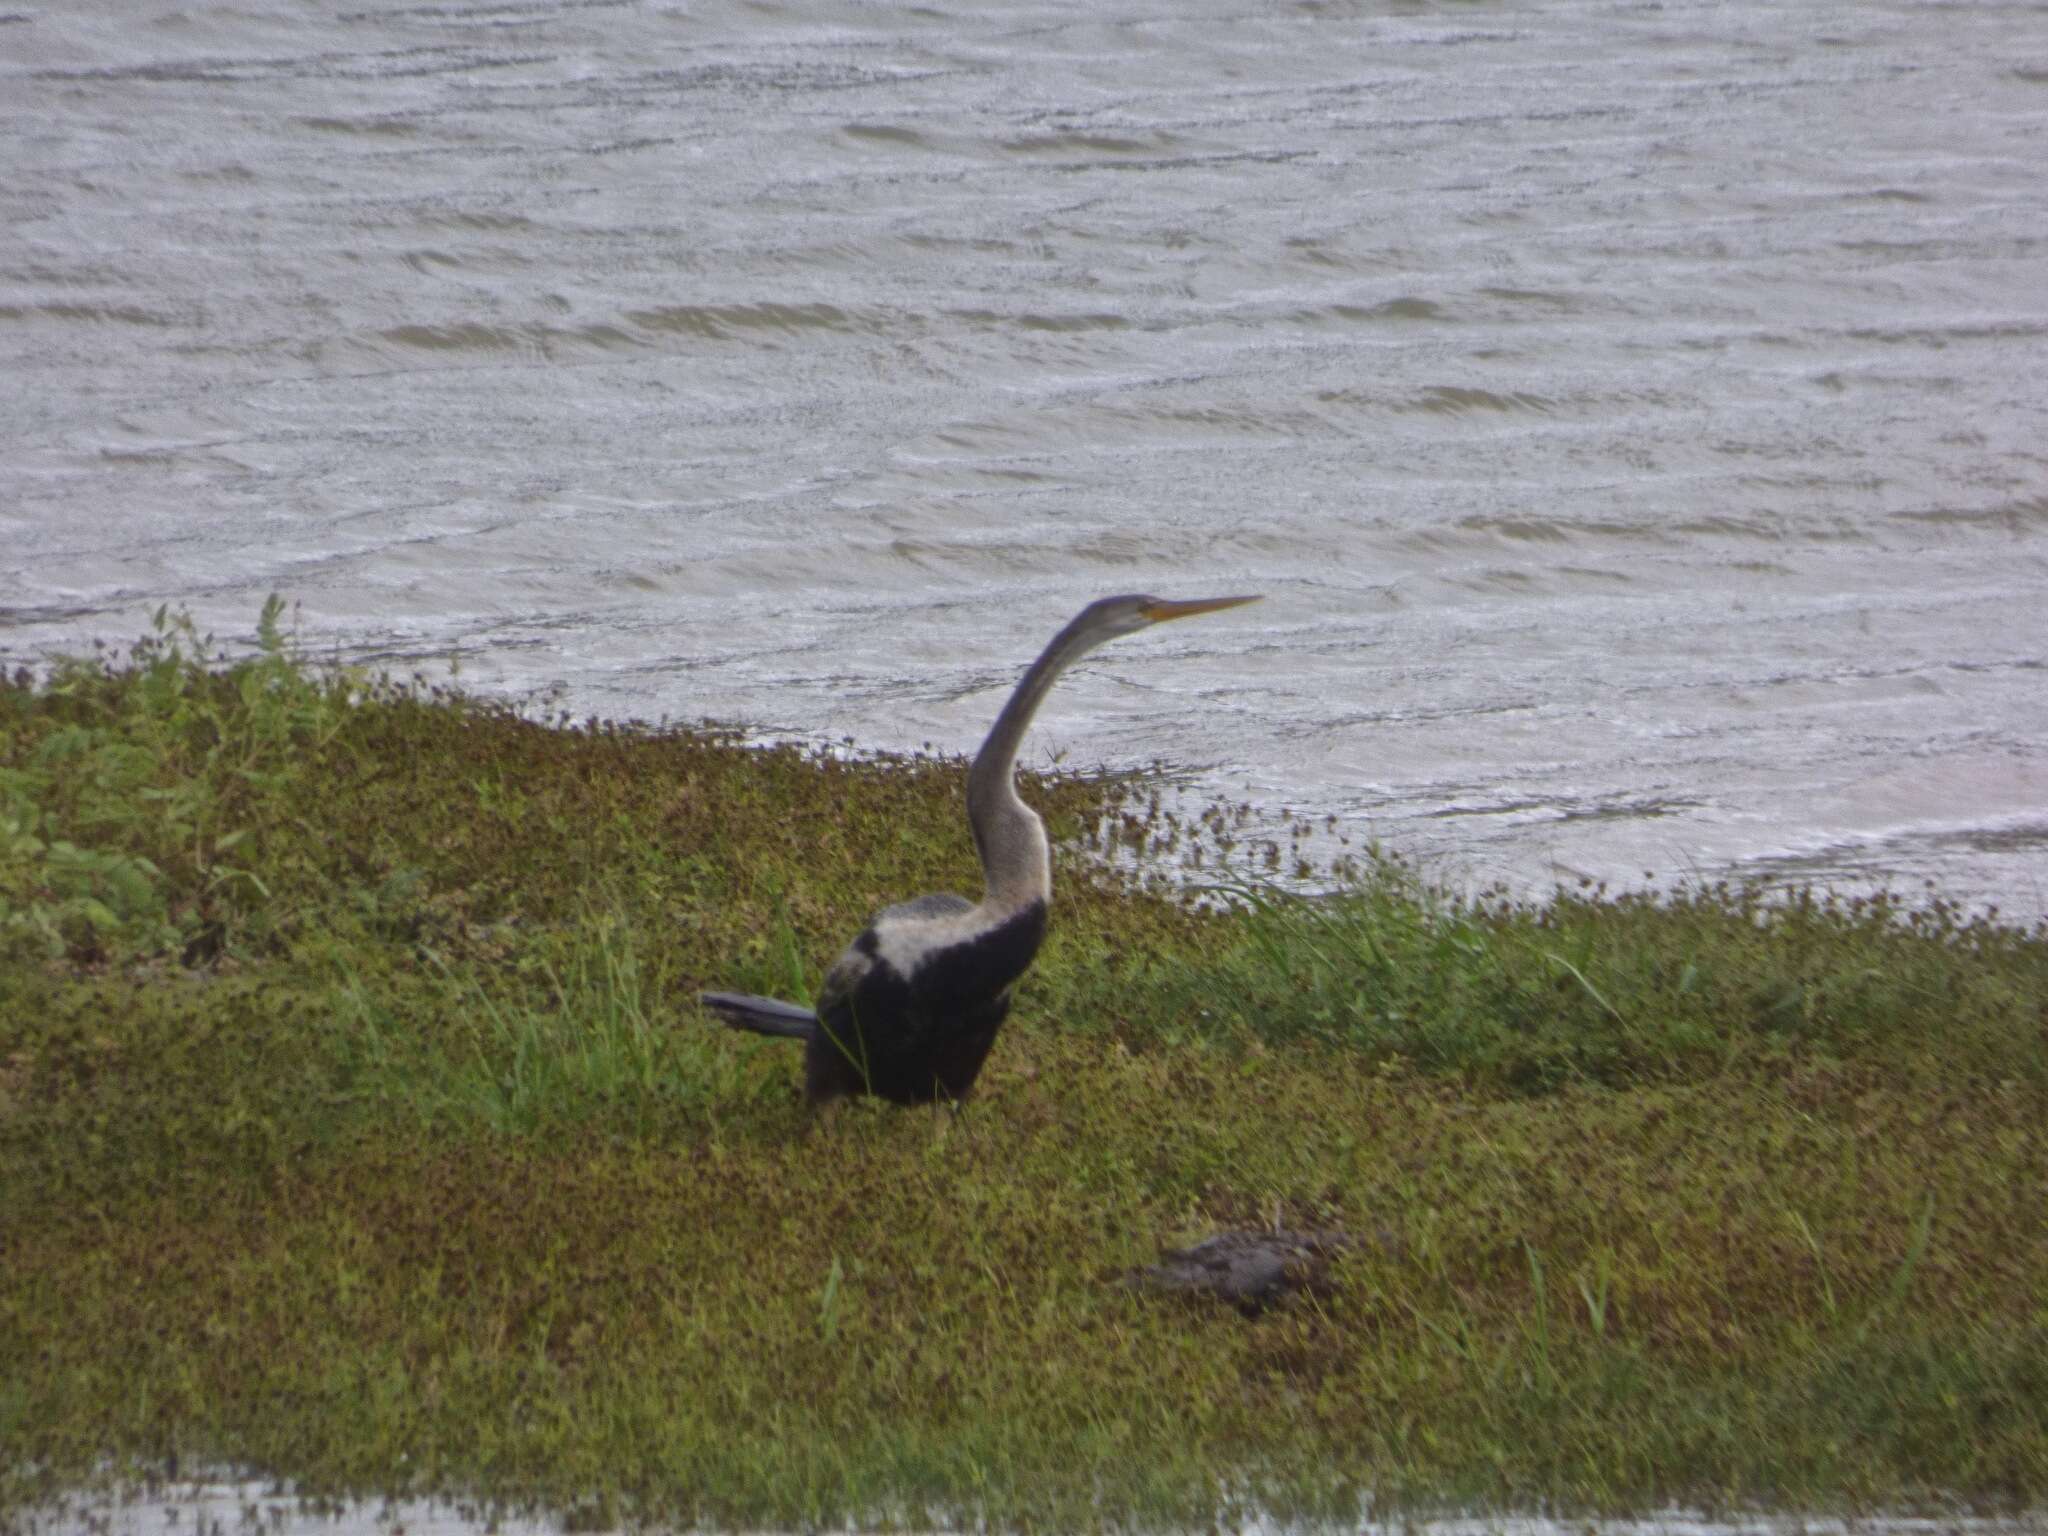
699,592 -> 1260,1105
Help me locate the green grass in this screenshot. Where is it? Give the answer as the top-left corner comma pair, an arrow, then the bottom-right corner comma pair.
2,605 -> 2045,1529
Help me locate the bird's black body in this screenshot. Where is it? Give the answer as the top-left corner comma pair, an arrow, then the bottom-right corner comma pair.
804,897 -> 1048,1104
698,592 -> 1256,1107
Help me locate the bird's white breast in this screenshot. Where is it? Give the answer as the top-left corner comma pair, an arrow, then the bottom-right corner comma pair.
869,904 -> 1003,979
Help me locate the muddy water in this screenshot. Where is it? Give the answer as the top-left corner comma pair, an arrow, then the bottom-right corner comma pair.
4,0 -> 2045,916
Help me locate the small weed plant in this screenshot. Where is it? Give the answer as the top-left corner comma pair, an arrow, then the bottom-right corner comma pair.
0,597 -> 362,963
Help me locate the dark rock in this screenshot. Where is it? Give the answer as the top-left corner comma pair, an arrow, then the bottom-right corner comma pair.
1127,1229 -> 1362,1316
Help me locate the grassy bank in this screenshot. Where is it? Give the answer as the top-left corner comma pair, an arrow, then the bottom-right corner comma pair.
3,607 -> 2045,1529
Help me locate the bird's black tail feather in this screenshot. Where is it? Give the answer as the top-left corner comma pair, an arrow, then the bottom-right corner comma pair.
699,991 -> 817,1041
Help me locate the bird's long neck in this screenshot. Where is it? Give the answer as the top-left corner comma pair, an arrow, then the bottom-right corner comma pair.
966,615 -> 1100,914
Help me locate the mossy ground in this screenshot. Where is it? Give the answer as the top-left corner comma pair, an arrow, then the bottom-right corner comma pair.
3,608 -> 2045,1529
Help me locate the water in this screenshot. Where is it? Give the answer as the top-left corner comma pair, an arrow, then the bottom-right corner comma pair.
16,1475 -> 2043,1536
4,0 -> 2046,918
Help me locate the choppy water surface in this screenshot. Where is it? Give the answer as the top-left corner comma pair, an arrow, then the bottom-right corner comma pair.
4,0 -> 2046,916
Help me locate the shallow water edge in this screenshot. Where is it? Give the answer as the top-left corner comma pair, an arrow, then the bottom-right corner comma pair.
17,1475 -> 2046,1536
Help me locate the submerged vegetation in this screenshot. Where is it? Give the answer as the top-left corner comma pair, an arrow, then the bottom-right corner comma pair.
2,605 -> 2045,1529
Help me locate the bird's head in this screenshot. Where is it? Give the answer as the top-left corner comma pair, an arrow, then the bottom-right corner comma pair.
1071,592 -> 1263,648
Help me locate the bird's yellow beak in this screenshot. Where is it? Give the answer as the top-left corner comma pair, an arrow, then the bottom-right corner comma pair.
1141,594 -> 1263,623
